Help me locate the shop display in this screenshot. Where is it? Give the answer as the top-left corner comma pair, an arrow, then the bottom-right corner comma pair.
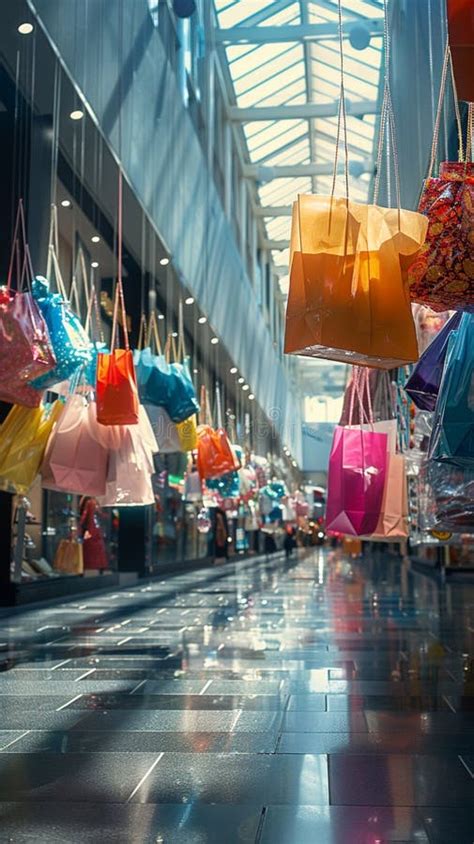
53,536 -> 84,574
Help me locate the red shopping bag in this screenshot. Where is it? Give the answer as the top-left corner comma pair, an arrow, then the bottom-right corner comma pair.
448,0 -> 474,102
96,172 -> 139,426
408,47 -> 474,312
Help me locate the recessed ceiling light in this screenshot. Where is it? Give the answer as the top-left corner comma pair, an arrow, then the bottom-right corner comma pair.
193,368 -> 198,374
70,109 -> 84,121
230,367 -> 238,374
60,199 -> 71,208
18,22 -> 34,34
211,337 -> 219,345
242,384 -> 249,391
185,297 -> 194,305
238,377 -> 245,384
248,394 -> 255,400
171,331 -> 178,337
159,257 -> 169,266
158,313 -> 165,320
91,261 -> 99,268
91,235 -> 100,243
292,460 -> 297,467
198,316 -> 207,324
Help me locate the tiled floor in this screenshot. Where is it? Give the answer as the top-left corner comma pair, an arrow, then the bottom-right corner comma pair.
0,549 -> 473,842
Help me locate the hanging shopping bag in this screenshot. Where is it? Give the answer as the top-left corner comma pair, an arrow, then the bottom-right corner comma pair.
144,403 -> 181,453
0,202 -> 56,404
31,208 -> 92,390
420,458 -> 474,532
0,400 -> 63,494
96,172 -> 139,425
176,415 -> 198,451
326,369 -> 388,536
42,395 -> 108,496
408,47 -> 474,312
196,384 -> 240,480
371,453 -> 408,538
53,538 -> 84,575
98,405 -> 158,506
284,45 -> 426,369
405,311 -> 462,411
429,312 -> 474,466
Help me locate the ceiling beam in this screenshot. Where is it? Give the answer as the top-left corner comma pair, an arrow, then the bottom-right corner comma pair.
229,99 -> 377,121
244,158 -> 373,179
255,205 -> 292,217
216,20 -> 383,45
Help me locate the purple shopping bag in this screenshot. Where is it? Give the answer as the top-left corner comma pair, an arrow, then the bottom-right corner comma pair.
326,425 -> 388,536
405,311 -> 462,411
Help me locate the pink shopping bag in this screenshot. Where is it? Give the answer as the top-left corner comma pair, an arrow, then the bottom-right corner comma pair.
371,453 -> 408,539
326,367 -> 388,536
42,396 -> 108,496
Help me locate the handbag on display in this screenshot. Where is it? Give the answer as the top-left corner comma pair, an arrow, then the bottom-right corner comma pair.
0,202 -> 56,405
53,537 -> 84,575
41,395 -> 108,496
405,311 -> 462,411
429,312 -> 474,466
408,47 -> 474,312
326,369 -> 388,536
0,400 -> 63,494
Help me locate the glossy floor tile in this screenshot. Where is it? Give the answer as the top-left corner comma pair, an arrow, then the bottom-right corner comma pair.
0,549 -> 473,842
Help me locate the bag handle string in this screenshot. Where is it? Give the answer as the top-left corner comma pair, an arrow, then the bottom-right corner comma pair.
427,42 -> 463,179
110,169 -> 129,352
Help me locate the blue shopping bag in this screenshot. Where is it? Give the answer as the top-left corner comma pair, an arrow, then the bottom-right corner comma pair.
429,312 -> 474,466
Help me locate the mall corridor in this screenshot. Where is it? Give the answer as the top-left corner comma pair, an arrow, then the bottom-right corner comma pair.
0,550 -> 471,843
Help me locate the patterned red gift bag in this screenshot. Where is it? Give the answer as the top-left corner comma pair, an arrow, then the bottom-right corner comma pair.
408,46 -> 474,312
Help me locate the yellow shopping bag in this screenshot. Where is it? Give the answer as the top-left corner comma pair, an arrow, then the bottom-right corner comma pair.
53,538 -> 84,574
0,401 -> 63,494
176,415 -> 198,451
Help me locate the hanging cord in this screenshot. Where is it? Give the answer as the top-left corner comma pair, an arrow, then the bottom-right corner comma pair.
330,0 -> 350,203
373,0 -> 402,218
427,43 -> 464,179
215,380 -> 223,430
178,299 -> 186,361
111,170 -> 129,352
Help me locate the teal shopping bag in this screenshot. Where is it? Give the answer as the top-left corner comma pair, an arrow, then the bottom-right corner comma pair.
429,313 -> 474,466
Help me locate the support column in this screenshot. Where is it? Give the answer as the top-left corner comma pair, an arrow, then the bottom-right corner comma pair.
239,177 -> 247,260
224,120 -> 232,219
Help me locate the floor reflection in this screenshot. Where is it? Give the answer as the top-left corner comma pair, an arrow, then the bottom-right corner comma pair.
0,548 -> 472,842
